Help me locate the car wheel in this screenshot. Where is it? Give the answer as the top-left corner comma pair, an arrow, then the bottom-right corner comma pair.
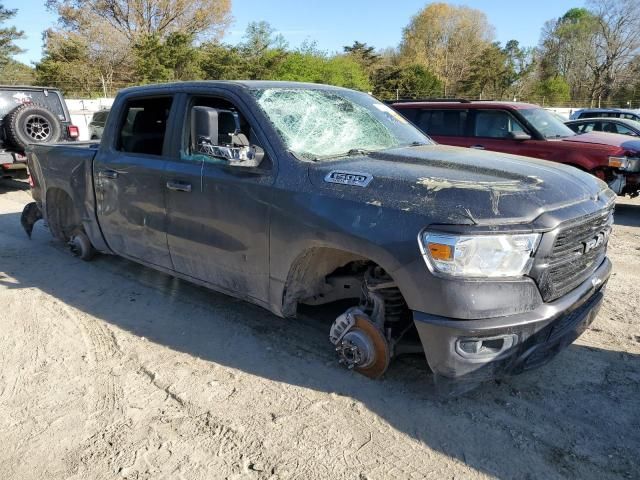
5,103 -> 63,151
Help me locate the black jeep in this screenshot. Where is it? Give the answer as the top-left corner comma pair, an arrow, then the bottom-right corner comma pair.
0,85 -> 78,180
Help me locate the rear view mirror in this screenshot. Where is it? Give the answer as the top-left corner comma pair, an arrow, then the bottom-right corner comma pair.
509,131 -> 531,141
190,106 -> 264,167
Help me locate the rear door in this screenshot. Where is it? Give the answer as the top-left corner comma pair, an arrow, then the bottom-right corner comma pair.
401,108 -> 472,147
94,95 -> 175,269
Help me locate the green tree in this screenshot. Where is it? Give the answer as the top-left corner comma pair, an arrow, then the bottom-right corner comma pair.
0,60 -> 34,84
371,64 -> 442,99
271,50 -> 370,90
343,41 -> 380,71
199,43 -> 248,80
322,55 -> 372,90
41,0 -> 232,94
199,21 -> 288,81
35,31 -> 100,96
533,76 -> 571,104
538,8 -> 598,100
461,40 -> 535,99
134,32 -> 201,83
0,4 -> 24,69
400,2 -> 494,96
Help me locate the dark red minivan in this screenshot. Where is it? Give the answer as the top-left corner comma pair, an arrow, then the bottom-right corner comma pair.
392,100 -> 640,197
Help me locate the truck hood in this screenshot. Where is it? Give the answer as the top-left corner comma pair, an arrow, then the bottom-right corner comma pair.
560,131 -> 640,151
307,144 -> 612,225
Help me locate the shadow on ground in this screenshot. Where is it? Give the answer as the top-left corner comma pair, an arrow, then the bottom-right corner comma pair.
1,210 -> 638,479
0,178 -> 29,194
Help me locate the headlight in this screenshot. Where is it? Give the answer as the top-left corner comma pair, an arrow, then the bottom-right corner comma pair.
609,155 -> 640,172
419,232 -> 541,278
608,156 -> 629,169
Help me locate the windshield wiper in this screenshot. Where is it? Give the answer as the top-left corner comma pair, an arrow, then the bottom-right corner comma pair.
311,149 -> 371,161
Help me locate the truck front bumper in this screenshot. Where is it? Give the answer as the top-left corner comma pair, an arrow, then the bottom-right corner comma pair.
413,258 -> 611,381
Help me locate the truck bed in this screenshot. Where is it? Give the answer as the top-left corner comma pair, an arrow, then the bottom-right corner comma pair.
27,141 -> 103,247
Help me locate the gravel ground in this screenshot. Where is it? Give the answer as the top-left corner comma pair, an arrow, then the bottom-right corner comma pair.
0,179 -> 638,480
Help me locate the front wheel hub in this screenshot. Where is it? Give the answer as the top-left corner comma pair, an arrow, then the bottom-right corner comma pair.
330,310 -> 390,379
336,329 -> 376,369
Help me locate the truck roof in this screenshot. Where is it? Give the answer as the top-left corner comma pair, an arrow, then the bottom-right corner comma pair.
119,80 -> 354,95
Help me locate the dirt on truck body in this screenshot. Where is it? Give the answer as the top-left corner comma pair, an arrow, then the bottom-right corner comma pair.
23,80 -> 615,386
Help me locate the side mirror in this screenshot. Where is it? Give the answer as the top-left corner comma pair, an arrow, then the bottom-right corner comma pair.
509,131 -> 531,141
191,106 -> 221,150
190,106 -> 264,167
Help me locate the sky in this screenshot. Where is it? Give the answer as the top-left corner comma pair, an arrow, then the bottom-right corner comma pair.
6,0 -> 582,65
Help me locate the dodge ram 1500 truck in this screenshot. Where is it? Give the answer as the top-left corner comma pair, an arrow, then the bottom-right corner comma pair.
22,81 -> 615,384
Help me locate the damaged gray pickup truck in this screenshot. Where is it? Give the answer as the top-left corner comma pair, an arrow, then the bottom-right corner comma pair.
23,81 -> 615,385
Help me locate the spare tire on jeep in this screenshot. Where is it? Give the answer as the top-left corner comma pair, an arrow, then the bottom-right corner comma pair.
4,103 -> 63,151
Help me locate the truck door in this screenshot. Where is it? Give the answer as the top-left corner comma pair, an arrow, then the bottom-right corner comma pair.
163,93 -> 274,303
94,96 -> 174,269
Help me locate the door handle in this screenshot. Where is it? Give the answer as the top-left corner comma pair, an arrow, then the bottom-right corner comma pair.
98,169 -> 119,179
166,180 -> 192,192
470,145 -> 485,150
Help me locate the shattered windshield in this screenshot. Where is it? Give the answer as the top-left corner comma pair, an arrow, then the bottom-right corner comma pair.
251,87 -> 431,160
520,108 -> 576,139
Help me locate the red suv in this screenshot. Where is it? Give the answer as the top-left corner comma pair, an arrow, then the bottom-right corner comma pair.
391,100 -> 640,197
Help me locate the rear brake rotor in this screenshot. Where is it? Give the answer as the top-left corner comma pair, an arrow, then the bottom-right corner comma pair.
334,314 -> 390,379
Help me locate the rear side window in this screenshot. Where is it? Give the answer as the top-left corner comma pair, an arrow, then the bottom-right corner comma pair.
92,111 -> 109,123
117,97 -> 173,156
0,89 -> 66,120
473,110 -> 525,138
411,109 -> 468,136
620,113 -> 640,121
577,122 -> 598,133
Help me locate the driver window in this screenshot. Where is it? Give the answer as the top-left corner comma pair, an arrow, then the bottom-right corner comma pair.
183,96 -> 269,168
474,110 -> 525,139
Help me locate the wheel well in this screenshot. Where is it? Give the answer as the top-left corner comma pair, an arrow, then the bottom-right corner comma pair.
45,188 -> 82,242
283,247 -> 422,360
281,247 -> 370,317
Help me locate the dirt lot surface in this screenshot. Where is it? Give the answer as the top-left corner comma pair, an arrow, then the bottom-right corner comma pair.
0,179 -> 638,480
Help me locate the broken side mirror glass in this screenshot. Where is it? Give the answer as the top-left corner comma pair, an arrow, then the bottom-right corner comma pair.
191,106 -> 265,167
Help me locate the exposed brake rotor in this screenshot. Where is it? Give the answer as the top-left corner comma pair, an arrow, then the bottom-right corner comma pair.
330,309 -> 390,379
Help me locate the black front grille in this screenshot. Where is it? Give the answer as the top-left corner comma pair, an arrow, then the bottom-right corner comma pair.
537,207 -> 613,302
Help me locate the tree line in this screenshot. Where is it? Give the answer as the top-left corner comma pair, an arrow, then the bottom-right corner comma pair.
0,0 -> 638,107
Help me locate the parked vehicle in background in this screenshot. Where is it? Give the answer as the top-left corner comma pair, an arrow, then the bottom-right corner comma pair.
392,99 -> 640,197
88,109 -> 109,140
566,117 -> 640,137
570,108 -> 640,122
22,81 -> 613,387
0,86 -> 78,180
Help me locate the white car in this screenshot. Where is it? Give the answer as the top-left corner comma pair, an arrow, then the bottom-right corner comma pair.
88,110 -> 109,140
